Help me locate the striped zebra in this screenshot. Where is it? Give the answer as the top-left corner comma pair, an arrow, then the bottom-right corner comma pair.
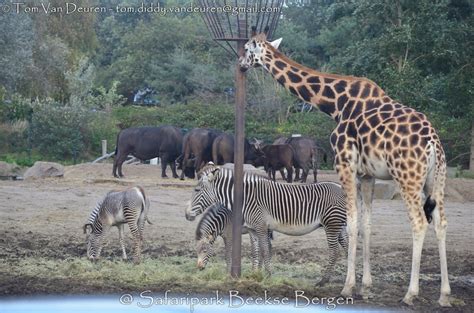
195,202 -> 272,271
83,186 -> 151,264
186,163 -> 348,284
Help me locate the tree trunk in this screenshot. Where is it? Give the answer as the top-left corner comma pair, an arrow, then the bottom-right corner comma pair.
470,119 -> 474,171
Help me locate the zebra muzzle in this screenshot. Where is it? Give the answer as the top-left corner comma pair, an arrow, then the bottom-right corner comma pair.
196,259 -> 206,270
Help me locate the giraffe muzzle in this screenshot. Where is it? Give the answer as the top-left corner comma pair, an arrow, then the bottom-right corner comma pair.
238,57 -> 249,72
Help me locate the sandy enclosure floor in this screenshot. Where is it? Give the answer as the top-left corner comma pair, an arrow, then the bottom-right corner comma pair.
0,163 -> 473,312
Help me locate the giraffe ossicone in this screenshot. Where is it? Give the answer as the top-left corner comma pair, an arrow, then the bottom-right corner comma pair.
240,29 -> 451,307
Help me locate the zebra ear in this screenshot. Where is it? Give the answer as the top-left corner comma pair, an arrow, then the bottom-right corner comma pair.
207,234 -> 214,242
207,167 -> 220,182
83,223 -> 92,234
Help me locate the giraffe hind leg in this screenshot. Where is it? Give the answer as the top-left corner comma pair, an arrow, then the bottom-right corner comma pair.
396,180 -> 428,306
431,195 -> 451,306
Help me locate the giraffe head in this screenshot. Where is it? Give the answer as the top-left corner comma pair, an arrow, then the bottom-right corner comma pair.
239,26 -> 282,72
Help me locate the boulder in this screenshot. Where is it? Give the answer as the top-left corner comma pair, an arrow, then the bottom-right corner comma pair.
373,180 -> 400,200
222,163 -> 267,176
24,161 -> 64,179
0,161 -> 24,177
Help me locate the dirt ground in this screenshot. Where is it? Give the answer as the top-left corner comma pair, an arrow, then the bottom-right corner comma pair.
0,163 -> 473,312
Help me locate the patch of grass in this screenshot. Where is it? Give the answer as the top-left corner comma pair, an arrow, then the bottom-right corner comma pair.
458,170 -> 474,179
1,256 -> 329,297
0,152 -> 42,167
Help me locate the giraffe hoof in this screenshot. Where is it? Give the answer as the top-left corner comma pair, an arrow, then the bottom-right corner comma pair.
401,295 -> 415,306
341,286 -> 353,298
438,296 -> 451,307
360,285 -> 372,300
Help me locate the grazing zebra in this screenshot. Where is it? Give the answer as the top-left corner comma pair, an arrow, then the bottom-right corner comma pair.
83,186 -> 151,264
195,202 -> 272,271
186,163 -> 348,284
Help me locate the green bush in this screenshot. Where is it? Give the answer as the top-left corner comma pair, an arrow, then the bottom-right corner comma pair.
30,99 -> 90,161
87,111 -> 120,156
0,152 -> 41,167
0,120 -> 29,154
0,94 -> 33,122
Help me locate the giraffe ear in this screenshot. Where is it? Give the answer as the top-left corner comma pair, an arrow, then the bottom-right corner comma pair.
269,38 -> 282,49
251,26 -> 257,37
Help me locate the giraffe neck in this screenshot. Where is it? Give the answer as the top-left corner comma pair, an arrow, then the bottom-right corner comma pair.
261,44 -> 384,121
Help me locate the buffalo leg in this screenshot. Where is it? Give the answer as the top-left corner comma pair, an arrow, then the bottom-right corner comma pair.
294,168 -> 300,181
114,153 -> 128,178
170,159 -> 179,178
279,169 -> 286,181
286,166 -> 293,183
160,155 -> 169,178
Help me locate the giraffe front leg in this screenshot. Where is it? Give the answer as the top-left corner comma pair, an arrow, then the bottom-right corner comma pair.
359,176 -> 375,299
335,160 -> 359,299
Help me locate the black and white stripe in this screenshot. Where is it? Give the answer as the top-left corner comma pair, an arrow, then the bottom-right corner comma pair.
83,186 -> 150,264
195,203 -> 271,271
186,164 -> 347,283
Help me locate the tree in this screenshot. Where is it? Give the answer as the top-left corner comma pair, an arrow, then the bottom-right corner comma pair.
0,10 -> 34,93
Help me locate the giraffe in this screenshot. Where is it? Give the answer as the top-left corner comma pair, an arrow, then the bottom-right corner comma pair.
239,27 -> 451,307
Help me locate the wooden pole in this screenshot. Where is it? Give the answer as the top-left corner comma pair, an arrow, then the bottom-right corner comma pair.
470,119 -> 474,172
101,140 -> 107,157
231,40 -> 246,278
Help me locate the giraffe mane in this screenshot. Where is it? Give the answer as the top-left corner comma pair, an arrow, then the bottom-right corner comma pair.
265,43 -> 384,90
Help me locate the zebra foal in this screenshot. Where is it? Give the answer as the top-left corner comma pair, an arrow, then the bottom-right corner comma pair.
83,186 -> 151,264
195,202 -> 272,271
186,163 -> 348,284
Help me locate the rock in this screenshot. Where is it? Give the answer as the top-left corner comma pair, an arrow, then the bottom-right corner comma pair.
24,161 -> 64,179
222,163 -> 267,176
373,180 -> 400,200
0,161 -> 24,177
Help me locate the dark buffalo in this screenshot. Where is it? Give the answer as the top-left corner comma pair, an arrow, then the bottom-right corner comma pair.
179,128 -> 222,180
113,126 -> 183,178
176,154 -> 196,179
271,137 -> 290,180
211,133 -> 260,165
257,144 -> 294,183
286,136 -> 318,183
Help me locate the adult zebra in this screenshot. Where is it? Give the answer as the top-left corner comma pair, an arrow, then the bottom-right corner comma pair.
186,163 -> 348,284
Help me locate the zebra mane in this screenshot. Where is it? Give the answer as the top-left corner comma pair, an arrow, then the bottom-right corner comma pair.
87,196 -> 106,225
195,203 -> 229,241
218,167 -> 274,183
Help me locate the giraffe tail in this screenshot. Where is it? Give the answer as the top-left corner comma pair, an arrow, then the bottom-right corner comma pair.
423,140 -> 446,224
423,196 -> 436,224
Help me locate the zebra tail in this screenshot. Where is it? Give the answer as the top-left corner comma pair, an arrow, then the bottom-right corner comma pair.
114,131 -> 121,156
